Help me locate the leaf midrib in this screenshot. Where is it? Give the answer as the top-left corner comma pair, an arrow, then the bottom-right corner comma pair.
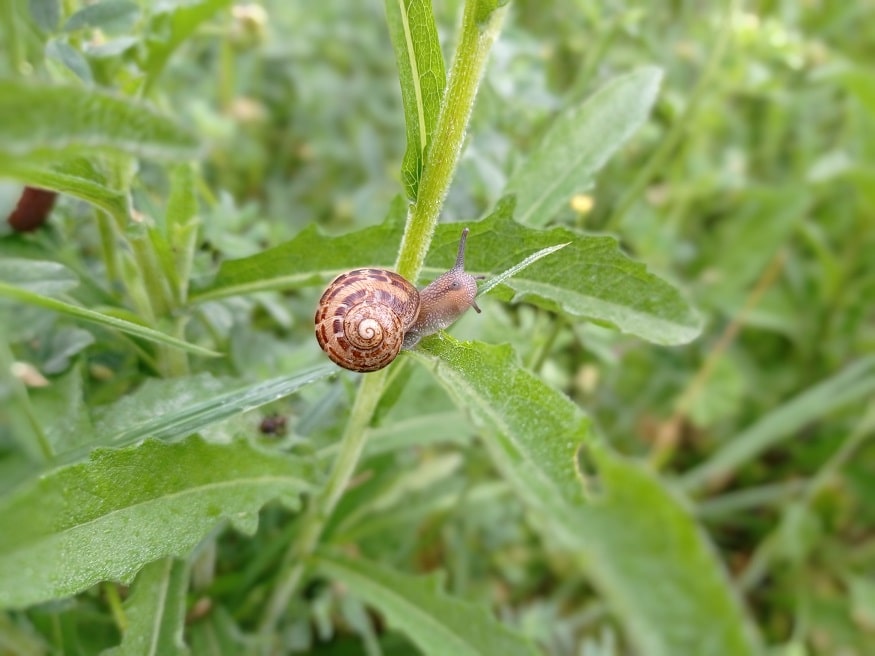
0,474 -> 308,555
398,0 -> 429,156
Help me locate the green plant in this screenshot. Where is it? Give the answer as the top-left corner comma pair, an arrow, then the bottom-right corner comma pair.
2,1 -> 874,655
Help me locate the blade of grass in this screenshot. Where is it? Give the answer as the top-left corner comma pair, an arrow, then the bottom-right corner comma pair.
0,282 -> 220,358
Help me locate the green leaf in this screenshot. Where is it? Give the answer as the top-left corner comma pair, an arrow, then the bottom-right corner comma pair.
141,0 -> 233,94
472,0 -> 510,24
187,605 -> 241,655
0,282 -> 221,358
104,558 -> 190,656
384,0 -> 446,200
30,363 -> 93,453
28,0 -> 60,32
681,356 -> 875,493
90,367 -> 335,450
64,0 -> 139,33
412,337 -> 762,656
192,197 -> 407,302
466,202 -> 700,345
577,449 -> 763,656
196,198 -> 699,345
0,156 -> 129,218
505,67 -> 663,226
0,435 -> 314,609
46,39 -> 93,82
410,338 -> 592,540
314,551 -> 540,656
0,80 -> 199,162
161,163 -> 199,301
0,258 -> 78,295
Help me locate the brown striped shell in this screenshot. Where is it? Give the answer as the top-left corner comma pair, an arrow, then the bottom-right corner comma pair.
314,268 -> 421,372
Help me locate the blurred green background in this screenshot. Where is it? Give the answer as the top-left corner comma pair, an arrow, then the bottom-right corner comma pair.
2,0 -> 875,653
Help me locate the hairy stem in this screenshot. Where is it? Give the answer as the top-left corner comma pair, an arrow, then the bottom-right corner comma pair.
258,369 -> 388,635
258,0 -> 506,641
395,1 -> 507,282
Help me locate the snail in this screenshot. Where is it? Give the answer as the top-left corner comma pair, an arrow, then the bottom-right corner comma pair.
315,227 -> 481,372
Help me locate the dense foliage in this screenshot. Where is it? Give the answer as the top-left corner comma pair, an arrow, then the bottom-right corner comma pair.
1,1 -> 873,654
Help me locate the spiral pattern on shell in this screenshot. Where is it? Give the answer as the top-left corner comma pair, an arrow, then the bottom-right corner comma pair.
315,268 -> 421,372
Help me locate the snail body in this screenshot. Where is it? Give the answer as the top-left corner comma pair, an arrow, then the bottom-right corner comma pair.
315,228 -> 480,372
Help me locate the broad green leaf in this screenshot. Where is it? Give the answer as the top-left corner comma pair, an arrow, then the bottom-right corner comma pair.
0,258 -> 78,295
0,282 -> 220,357
467,203 -> 700,345
0,435 -> 314,609
681,355 -> 875,493
314,551 -> 540,656
0,80 -> 199,162
505,67 -> 663,226
196,198 -> 700,345
576,449 -> 762,656
104,558 -> 190,656
411,337 -> 592,544
192,196 -> 407,302
384,0 -> 446,200
0,156 -> 129,218
412,337 -> 762,656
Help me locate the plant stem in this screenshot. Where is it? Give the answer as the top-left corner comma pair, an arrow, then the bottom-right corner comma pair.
258,369 -> 388,635
258,0 -> 506,641
95,211 -> 122,293
395,1 -> 507,282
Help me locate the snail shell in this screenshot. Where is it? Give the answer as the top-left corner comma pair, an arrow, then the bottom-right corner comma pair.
314,268 -> 420,372
315,228 -> 480,372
